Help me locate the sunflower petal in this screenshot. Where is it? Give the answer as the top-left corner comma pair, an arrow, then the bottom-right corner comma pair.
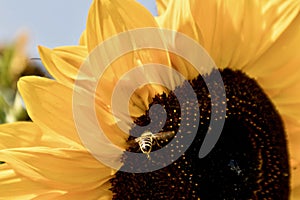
244,1 -> 300,74
38,45 -> 88,86
155,0 -> 202,79
39,182 -> 112,200
86,0 -> 159,51
156,0 -> 170,15
18,76 -> 127,152
0,163 -> 65,199
0,119 -> 83,150
17,77 -> 83,145
156,0 -> 201,44
0,147 -> 114,191
85,0 -> 171,82
0,122 -> 42,149
292,185 -> 300,200
186,0 -> 300,70
284,116 -> 300,194
79,30 -> 88,46
53,45 -> 87,68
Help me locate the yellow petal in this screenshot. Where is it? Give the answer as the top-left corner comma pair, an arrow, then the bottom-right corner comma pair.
0,122 -> 42,149
85,0 -> 172,87
292,185 -> 300,200
156,0 -> 170,15
86,0 -> 159,51
40,182 -> 112,200
155,0 -> 202,80
284,116 -> 300,194
0,147 -> 114,191
18,76 -> 127,151
37,126 -> 85,149
156,0 -> 201,43
246,8 -> 300,92
38,45 -> 88,86
0,119 -> 83,150
0,162 -> 111,200
17,77 -> 83,146
75,89 -> 129,149
0,163 -> 65,199
53,45 -> 87,69
243,1 -> 300,74
188,0 -> 300,70
79,30 -> 88,46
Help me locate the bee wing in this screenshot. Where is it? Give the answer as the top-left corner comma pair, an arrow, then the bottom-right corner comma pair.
154,131 -> 175,141
126,138 -> 139,148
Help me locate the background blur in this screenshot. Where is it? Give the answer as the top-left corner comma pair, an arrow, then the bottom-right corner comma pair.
0,0 -> 157,58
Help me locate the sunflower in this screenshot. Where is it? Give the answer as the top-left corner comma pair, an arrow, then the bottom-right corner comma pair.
0,0 -> 299,199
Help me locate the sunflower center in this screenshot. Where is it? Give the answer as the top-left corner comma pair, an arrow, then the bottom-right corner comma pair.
110,68 -> 290,199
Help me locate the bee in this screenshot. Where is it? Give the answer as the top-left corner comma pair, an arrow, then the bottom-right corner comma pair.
134,131 -> 175,159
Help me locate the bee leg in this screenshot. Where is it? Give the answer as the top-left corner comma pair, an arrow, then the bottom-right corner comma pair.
154,138 -> 161,148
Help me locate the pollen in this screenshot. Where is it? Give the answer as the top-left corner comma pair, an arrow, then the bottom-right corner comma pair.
110,68 -> 290,199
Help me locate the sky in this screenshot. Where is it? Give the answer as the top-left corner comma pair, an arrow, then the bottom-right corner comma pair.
0,0 -> 157,57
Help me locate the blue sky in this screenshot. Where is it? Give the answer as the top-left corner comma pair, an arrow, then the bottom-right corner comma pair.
0,0 -> 157,57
